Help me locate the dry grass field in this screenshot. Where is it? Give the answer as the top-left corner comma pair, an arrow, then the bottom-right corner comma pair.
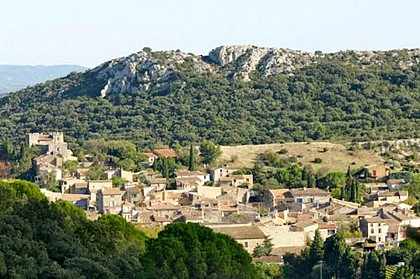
220,141 -> 384,173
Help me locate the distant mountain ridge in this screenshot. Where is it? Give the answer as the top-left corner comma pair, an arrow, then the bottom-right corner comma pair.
0,45 -> 419,146
0,64 -> 87,95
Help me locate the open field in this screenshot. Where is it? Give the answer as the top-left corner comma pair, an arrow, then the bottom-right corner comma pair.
220,141 -> 384,173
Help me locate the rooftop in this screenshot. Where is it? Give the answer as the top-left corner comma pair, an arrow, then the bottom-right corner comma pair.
212,226 -> 265,240
290,188 -> 330,197
175,170 -> 209,177
101,188 -> 124,196
152,149 -> 179,158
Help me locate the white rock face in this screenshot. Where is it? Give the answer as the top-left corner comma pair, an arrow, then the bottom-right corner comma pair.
87,46 -> 420,95
90,49 -> 215,95
208,45 -> 315,80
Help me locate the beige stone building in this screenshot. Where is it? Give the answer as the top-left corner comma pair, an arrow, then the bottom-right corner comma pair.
211,225 -> 266,254
97,188 -> 125,214
210,166 -> 239,182
360,216 -> 389,243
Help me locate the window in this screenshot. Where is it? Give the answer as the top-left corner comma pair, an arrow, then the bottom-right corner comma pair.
244,242 -> 248,248
378,237 -> 381,242
378,228 -> 382,233
297,198 -> 303,203
373,170 -> 377,176
371,229 -> 374,234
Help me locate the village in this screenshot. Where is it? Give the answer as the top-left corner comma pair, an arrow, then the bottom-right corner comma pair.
30,132 -> 420,260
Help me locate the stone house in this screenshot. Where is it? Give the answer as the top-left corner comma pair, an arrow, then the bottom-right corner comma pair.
76,168 -> 89,180
357,165 -> 390,182
88,180 -> 113,204
59,177 -> 83,193
289,188 -> 330,204
387,179 -> 407,191
123,185 -> 142,205
263,189 -> 294,209
176,177 -> 201,191
97,188 -> 125,214
152,148 -> 179,158
174,170 -> 211,186
360,216 -> 389,243
143,152 -> 158,165
210,166 -> 239,182
366,190 -> 408,207
211,225 -> 266,254
218,174 -> 253,188
147,178 -> 167,191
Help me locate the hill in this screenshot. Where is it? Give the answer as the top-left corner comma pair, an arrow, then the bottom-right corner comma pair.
0,46 -> 419,147
0,64 -> 87,95
220,141 -> 383,172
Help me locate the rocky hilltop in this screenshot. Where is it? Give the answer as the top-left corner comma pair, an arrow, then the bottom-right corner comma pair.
0,45 -> 419,146
85,45 -> 420,97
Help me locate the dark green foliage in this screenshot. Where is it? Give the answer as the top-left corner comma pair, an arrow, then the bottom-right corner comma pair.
140,223 -> 259,279
1,54 -> 419,148
362,250 -> 386,279
153,156 -> 180,179
188,144 -> 196,171
253,235 -> 274,258
323,233 -> 347,278
308,230 -> 324,265
254,261 -> 283,279
84,139 -> 146,171
404,174 -> 420,200
199,140 -> 222,165
0,180 -> 147,278
391,265 -> 416,279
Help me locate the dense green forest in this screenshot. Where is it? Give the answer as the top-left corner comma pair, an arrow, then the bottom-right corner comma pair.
0,48 -> 419,148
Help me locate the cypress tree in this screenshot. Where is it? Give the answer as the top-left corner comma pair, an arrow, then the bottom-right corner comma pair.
188,145 -> 195,171
309,230 -> 324,265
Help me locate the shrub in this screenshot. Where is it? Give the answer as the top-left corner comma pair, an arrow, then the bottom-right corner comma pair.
278,148 -> 288,154
314,158 -> 323,164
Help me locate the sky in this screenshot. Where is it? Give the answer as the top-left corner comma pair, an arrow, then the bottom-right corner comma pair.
1,0 -> 419,67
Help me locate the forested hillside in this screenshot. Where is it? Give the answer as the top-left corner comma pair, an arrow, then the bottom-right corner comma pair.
0,46 -> 418,148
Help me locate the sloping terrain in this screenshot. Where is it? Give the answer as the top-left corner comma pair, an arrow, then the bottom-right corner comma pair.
0,46 -> 419,147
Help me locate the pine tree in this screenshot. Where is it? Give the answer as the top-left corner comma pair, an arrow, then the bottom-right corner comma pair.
188,145 -> 196,171
323,233 -> 347,278
309,230 -> 324,265
350,179 -> 356,202
362,251 -> 386,279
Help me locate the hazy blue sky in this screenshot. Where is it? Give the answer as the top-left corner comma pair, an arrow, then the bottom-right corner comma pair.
1,0 -> 419,67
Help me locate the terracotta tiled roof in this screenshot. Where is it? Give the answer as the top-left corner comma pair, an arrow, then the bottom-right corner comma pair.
101,188 -> 124,196
175,170 -> 208,177
152,149 -> 179,158
147,203 -> 180,211
144,152 -> 158,158
212,226 -> 265,240
317,222 -> 336,230
176,177 -> 201,185
290,188 -> 330,197
364,216 -> 386,223
269,189 -> 290,198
